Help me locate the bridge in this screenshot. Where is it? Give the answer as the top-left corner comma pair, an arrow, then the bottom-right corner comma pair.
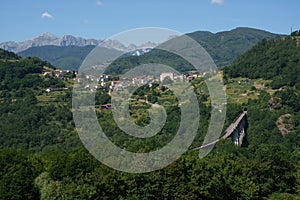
192,110 -> 247,150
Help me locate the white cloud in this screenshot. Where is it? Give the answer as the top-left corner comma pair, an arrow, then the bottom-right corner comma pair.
41,12 -> 54,19
96,1 -> 103,6
211,0 -> 224,5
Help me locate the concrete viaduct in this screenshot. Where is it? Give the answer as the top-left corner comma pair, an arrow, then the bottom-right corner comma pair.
192,110 -> 247,150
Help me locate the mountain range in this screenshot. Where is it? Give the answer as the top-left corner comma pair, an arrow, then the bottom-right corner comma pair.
187,27 -> 285,66
0,32 -> 157,53
0,33 -> 98,53
1,27 -> 286,70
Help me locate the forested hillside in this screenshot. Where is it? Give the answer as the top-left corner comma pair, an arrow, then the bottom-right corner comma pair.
19,45 -> 96,70
222,35 -> 300,199
224,36 -> 300,89
188,27 -> 284,67
1,41 -> 300,199
223,35 -> 300,143
0,53 -> 78,151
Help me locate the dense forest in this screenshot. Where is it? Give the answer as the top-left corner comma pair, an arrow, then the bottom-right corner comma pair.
223,37 -> 300,90
1,32 -> 300,199
0,53 -> 76,151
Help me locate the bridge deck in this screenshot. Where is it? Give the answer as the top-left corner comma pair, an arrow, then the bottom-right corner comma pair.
221,112 -> 246,139
191,111 -> 247,150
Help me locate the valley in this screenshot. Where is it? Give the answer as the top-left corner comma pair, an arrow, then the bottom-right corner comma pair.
0,29 -> 300,199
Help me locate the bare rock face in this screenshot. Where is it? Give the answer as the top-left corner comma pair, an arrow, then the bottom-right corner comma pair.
0,33 -> 101,53
276,114 -> 294,135
0,33 -> 157,54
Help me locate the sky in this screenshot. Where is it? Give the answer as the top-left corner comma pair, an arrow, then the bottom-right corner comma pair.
0,0 -> 299,43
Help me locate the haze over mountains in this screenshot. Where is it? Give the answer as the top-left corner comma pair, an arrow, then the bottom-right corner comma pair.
0,32 -> 157,53
1,27 -> 285,70
0,33 -> 98,53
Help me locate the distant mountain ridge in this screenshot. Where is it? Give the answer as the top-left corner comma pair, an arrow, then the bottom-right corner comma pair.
0,32 -> 158,53
12,27 -> 286,70
0,33 -> 99,53
187,27 -> 286,66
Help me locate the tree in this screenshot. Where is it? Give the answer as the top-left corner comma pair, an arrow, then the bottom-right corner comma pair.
0,149 -> 39,200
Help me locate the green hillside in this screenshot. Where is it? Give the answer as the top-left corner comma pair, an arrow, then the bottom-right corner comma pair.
19,45 -> 96,70
222,35 -> 300,175
1,40 -> 300,199
224,36 -> 300,89
0,50 -> 77,151
188,27 -> 284,67
104,28 -> 284,75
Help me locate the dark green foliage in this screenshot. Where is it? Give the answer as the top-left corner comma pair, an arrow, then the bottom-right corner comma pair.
0,149 -> 40,200
0,49 -> 20,60
251,144 -> 296,196
0,56 -> 57,90
0,91 -> 73,150
291,30 -> 300,36
0,52 -> 74,151
1,143 -> 296,199
224,37 -> 300,89
274,88 -> 300,112
95,88 -> 111,105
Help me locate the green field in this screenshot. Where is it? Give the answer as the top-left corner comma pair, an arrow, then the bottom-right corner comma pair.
226,77 -> 278,104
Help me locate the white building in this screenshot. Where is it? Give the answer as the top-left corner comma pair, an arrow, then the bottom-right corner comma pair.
160,72 -> 174,82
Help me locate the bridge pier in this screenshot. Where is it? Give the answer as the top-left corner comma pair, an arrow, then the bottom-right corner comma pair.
230,127 -> 245,146
238,128 -> 245,146
232,129 -> 239,145
230,115 -> 246,146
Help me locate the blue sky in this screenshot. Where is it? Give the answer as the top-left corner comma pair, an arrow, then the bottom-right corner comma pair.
0,0 -> 299,42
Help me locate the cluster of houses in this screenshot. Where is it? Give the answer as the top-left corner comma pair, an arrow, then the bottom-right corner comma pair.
159,71 -> 214,82
68,70 -> 216,110
76,74 -> 115,92
43,69 -> 77,80
159,72 -> 184,82
75,70 -> 210,92
43,66 -> 215,94
43,69 -> 77,93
